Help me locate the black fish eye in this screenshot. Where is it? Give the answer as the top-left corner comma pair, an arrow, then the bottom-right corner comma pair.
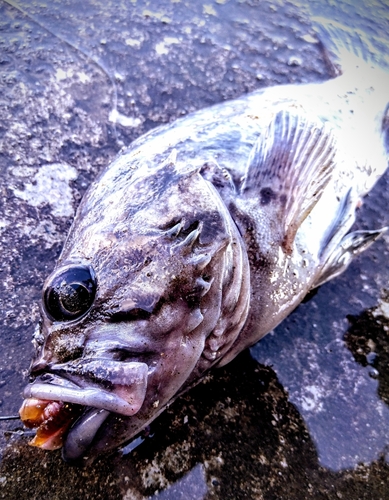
43,266 -> 97,322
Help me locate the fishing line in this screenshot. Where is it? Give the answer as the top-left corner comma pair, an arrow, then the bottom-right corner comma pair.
0,415 -> 35,437
0,429 -> 36,437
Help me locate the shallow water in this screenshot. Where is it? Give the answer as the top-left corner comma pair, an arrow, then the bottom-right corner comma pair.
0,0 -> 388,498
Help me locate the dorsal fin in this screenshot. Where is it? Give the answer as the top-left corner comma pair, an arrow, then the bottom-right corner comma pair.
240,109 -> 337,253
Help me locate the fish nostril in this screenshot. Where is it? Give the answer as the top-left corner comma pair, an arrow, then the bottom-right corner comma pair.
28,371 -> 54,383
29,358 -> 52,377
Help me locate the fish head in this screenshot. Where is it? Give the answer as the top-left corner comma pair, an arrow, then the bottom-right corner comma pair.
21,154 -> 250,461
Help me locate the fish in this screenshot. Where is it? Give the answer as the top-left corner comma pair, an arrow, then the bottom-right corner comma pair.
19,18 -> 389,463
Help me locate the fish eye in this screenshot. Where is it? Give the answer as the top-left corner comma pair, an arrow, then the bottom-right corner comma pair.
43,266 -> 97,322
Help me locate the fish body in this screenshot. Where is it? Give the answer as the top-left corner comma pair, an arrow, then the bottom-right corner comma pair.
20,22 -> 389,462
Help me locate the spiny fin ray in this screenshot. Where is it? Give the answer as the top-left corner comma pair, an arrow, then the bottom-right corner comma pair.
240,109 -> 337,253
314,227 -> 387,288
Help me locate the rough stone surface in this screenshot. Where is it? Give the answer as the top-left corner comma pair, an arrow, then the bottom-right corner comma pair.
0,0 -> 388,499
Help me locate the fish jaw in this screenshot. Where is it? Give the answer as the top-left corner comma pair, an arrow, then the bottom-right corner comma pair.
20,321 -> 207,461
20,361 -> 148,455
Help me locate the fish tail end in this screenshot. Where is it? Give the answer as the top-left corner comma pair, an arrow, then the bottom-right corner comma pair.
311,17 -> 388,78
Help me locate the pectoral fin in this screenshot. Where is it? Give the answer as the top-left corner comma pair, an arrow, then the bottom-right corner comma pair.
240,109 -> 337,253
314,227 -> 387,287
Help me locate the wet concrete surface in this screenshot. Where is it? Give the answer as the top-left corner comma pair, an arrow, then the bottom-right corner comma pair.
0,0 -> 388,498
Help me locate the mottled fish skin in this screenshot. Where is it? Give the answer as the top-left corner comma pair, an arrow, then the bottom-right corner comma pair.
21,20 -> 389,462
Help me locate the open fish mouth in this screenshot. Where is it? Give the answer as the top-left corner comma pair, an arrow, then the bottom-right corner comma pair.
20,361 -> 149,460
19,398 -> 84,450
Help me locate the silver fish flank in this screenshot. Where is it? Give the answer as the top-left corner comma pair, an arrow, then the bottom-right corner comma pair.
20,19 -> 389,462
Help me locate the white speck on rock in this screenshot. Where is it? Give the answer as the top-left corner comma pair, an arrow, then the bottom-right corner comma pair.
125,38 -> 141,48
373,298 -> 389,319
155,36 -> 180,55
55,68 -> 70,81
55,67 -> 90,84
78,71 -> 90,84
12,163 -> 78,217
301,33 -> 318,44
301,384 -> 324,412
288,55 -> 303,67
0,219 -> 9,234
155,41 -> 169,55
109,109 -> 142,128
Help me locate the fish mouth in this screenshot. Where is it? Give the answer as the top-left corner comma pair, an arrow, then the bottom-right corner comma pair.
20,360 -> 149,461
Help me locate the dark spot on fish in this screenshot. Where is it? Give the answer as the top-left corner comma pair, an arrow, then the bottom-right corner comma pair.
123,249 -> 147,272
180,220 -> 201,238
302,286 -> 319,303
383,107 -> 389,154
197,210 -> 223,244
247,247 -> 271,270
279,193 -> 287,206
200,162 -> 235,194
114,228 -> 128,240
186,291 -> 202,308
110,347 -> 152,363
260,187 -> 277,205
160,218 -> 182,232
229,207 -> 272,272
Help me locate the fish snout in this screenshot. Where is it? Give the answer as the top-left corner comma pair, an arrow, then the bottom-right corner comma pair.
29,352 -> 55,378
28,330 -> 82,377
30,360 -> 47,376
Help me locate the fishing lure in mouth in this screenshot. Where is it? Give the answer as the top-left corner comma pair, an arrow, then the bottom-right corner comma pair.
19,18 -> 389,463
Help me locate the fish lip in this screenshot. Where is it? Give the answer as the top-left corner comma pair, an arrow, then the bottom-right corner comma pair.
23,360 -> 149,417
23,381 -> 141,416
62,407 -> 112,463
